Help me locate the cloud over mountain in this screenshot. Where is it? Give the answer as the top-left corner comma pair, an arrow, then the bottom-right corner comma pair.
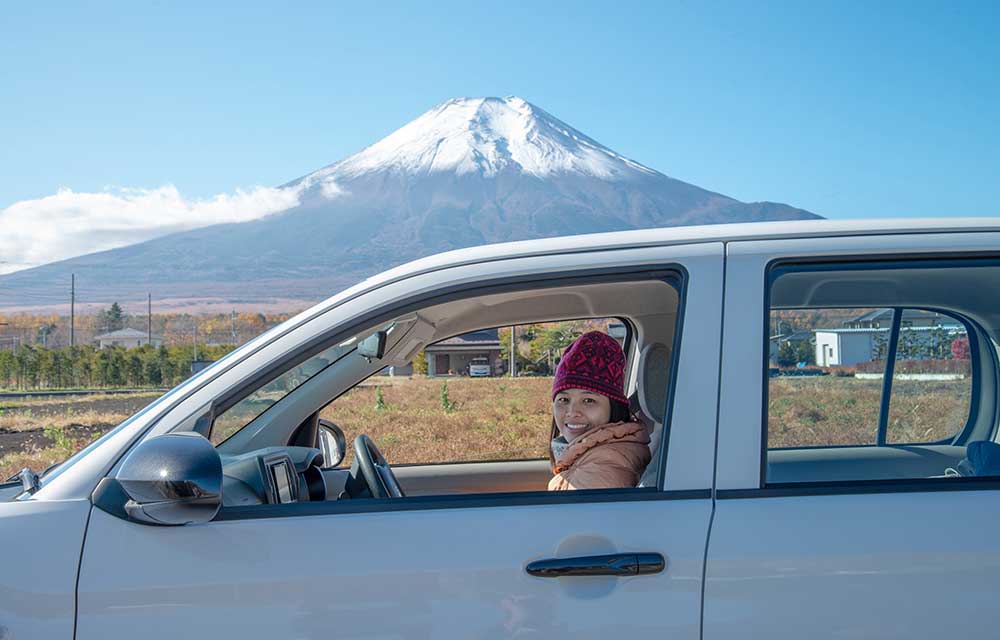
0,183 -> 314,274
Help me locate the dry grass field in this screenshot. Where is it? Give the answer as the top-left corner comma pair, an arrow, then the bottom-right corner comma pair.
768,376 -> 972,447
320,376 -> 554,465
1,375 -> 975,481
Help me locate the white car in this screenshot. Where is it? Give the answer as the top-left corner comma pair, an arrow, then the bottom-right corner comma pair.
468,357 -> 492,377
3,218 -> 1000,639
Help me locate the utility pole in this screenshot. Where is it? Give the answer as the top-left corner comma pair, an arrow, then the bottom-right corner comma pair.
147,293 -> 152,346
231,309 -> 237,345
509,325 -> 516,378
70,274 -> 75,348
193,321 -> 198,363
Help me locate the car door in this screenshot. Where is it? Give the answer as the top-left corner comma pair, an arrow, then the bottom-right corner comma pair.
75,242 -> 724,640
706,232 -> 1000,639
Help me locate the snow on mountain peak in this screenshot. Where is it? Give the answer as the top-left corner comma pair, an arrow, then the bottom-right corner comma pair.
322,96 -> 659,180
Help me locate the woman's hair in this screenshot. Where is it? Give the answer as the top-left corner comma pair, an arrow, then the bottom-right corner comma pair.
549,398 -> 632,465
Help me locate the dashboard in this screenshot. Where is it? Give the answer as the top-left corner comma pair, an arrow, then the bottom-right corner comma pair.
220,446 -> 346,506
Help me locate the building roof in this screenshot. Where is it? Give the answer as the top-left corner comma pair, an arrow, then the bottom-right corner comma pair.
426,328 -> 502,351
817,325 -> 967,334
94,328 -> 163,340
770,330 -> 813,342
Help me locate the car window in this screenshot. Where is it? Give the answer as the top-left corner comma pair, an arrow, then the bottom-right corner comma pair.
206,273 -> 685,501
765,259 -> 993,486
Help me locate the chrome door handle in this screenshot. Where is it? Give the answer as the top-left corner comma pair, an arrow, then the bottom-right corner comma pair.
525,552 -> 665,577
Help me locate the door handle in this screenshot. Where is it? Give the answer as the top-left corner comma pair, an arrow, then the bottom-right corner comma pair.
525,552 -> 665,578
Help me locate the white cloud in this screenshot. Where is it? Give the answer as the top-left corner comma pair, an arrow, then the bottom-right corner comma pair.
0,182 -> 341,274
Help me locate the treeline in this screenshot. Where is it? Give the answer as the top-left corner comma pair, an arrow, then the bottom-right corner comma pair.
0,343 -> 236,390
0,308 -> 294,350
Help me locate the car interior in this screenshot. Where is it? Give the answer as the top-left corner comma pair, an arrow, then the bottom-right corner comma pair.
766,261 -> 1000,485
206,276 -> 683,508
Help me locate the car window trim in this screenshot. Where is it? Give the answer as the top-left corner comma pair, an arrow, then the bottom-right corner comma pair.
719,476 -> 1000,499
213,487 -> 711,522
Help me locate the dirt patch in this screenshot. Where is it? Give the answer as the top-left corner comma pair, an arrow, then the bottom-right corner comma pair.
0,393 -> 159,433
0,424 -> 112,457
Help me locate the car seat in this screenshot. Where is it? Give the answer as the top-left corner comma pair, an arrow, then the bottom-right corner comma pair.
629,342 -> 672,488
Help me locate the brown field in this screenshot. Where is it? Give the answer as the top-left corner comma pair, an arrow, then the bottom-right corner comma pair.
1,375 -> 975,481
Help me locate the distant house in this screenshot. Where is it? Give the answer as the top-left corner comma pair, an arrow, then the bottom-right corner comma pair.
813,309 -> 967,366
425,329 -> 504,377
94,328 -> 163,349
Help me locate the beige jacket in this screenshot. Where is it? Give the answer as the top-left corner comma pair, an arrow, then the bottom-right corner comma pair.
548,422 -> 651,491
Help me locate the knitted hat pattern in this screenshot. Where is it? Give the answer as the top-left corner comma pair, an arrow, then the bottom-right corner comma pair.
552,331 -> 628,404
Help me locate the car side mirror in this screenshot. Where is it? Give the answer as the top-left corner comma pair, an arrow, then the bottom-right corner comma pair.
358,330 -> 387,360
111,433 -> 222,526
318,420 -> 347,468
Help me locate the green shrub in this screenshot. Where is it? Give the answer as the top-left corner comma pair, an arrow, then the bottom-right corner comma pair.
440,381 -> 456,413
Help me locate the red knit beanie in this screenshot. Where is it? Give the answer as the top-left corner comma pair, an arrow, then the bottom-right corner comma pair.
552,331 -> 628,404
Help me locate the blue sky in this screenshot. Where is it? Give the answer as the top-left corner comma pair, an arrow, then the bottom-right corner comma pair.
2,0 -> 997,224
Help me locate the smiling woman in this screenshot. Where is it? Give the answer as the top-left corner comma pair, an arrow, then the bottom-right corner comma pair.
548,331 -> 651,491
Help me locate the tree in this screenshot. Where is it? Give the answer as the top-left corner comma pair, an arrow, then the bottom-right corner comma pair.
0,350 -> 15,388
127,353 -> 144,386
36,323 -> 57,347
777,341 -> 799,368
412,350 -> 428,375
101,302 -> 127,332
795,340 -> 814,366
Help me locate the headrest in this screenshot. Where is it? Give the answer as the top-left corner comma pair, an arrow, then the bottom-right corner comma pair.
636,342 -> 671,425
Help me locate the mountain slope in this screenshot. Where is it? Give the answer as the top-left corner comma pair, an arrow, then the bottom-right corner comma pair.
0,96 -> 821,311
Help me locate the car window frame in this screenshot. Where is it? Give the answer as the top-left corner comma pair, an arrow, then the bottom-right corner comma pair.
206,263 -> 697,522
758,255 -> 999,493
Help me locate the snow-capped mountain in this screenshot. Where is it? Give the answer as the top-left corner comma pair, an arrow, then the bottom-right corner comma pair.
0,96 -> 821,311
318,96 -> 657,179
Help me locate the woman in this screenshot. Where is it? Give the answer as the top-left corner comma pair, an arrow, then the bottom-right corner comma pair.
548,331 -> 651,491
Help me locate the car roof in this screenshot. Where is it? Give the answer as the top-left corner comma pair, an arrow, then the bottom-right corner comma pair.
308,217 -> 1000,319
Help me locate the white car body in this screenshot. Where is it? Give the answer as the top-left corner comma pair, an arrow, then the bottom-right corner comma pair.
469,358 -> 492,377
3,218 -> 1000,639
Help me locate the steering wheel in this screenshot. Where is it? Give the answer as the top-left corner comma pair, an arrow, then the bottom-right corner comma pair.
352,434 -> 405,498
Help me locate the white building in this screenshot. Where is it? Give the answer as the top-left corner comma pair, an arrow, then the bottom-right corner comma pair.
94,328 -> 164,349
814,326 -> 965,367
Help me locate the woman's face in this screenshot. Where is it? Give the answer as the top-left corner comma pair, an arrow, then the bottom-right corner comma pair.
553,388 -> 612,442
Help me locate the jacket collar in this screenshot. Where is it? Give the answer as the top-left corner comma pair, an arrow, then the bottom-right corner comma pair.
552,421 -> 649,473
